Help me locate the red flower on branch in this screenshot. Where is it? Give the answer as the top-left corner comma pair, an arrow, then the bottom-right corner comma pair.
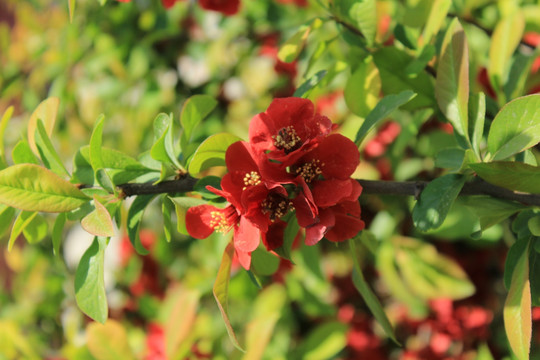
199,0 -> 240,15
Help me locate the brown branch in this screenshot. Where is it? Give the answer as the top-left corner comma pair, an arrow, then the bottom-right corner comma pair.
117,176 -> 540,207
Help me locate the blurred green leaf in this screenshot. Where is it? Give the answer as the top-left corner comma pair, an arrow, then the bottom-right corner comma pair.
180,95 -> 218,142
75,237 -> 108,323
0,106 -> 13,169
22,212 -> 48,244
463,196 -> 525,232
214,241 -> 244,352
0,321 -> 40,360
294,70 -> 327,98
278,24 -> 312,63
52,212 -> 66,256
349,0 -> 376,46
295,322 -> 347,360
12,140 -> 40,165
468,92 -> 486,159
9,211 -> 37,251
470,162 -> 540,194
81,196 -> 115,237
151,113 -> 181,169
162,196 -> 174,242
0,164 -> 89,213
504,241 -> 531,360
251,247 -> 280,276
355,90 -> 416,145
127,194 -> 155,255
344,57 -> 380,117
404,44 -> 435,76
0,204 -> 15,238
421,0 -> 452,47
413,174 -> 466,231
394,24 -> 418,49
486,95 -> 540,161
274,214 -> 299,261
86,320 -> 136,360
27,97 -> 59,156
435,18 -> 469,142
68,0 -> 75,23
90,115 -> 114,192
35,119 -> 69,177
529,216 -> 540,237
188,133 -> 242,175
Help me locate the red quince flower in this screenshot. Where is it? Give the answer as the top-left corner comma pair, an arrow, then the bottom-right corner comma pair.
199,0 -> 240,15
249,97 -> 333,166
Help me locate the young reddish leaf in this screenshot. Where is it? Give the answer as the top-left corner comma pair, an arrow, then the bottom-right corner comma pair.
488,11 -> 525,95
75,236 -> 108,324
27,97 -> 59,155
213,241 -> 244,352
86,320 -> 136,360
344,57 -> 381,117
435,18 -> 469,141
486,95 -> 540,161
81,196 -> 115,237
471,162 -> 540,194
0,164 -> 89,213
504,243 -> 531,360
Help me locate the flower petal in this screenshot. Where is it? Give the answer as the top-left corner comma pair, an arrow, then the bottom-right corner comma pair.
234,216 -> 260,252
311,134 -> 360,179
312,179 -> 355,207
305,208 -> 335,245
186,204 -> 220,239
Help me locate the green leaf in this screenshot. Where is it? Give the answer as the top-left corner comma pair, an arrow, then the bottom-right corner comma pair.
81,196 -> 115,237
193,176 -> 222,200
468,92 -> 486,159
214,242 -> 244,352
344,57 -> 381,117
68,0 -> 75,23
162,196 -> 174,243
0,204 -> 15,238
35,119 -> 69,177
73,146 -> 156,185
9,211 -> 38,251
75,237 -> 108,324
372,47 -> 434,110
404,44 -> 436,76
529,216 -> 540,237
22,212 -> 48,244
413,174 -> 466,231
295,322 -> 347,360
293,70 -> 327,98
127,195 -> 155,255
0,164 -> 89,213
486,95 -> 540,161
273,214 -> 300,261
86,320 -> 136,360
350,238 -> 398,343
434,148 -> 465,171
250,247 -> 280,276
421,0 -> 452,47
504,51 -> 538,101
488,11 -> 525,94
180,95 -> 218,142
349,0 -> 376,46
504,241 -> 531,360
188,133 -> 242,175
435,18 -> 469,141
27,97 -> 59,155
90,115 -> 114,192
355,90 -> 416,145
278,24 -> 312,63
505,237 -> 530,290
0,106 -> 14,168
169,196 -> 208,235
470,162 -> 540,194
462,196 -> 525,231
12,140 -> 40,165
394,24 -> 418,50
52,213 -> 66,256
151,113 -> 181,169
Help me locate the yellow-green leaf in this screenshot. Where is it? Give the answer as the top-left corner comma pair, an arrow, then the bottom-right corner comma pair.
0,106 -> 14,168
81,196 -> 115,237
27,97 -> 60,155
0,164 -> 89,213
87,320 -> 136,360
188,133 -> 242,175
344,57 -> 380,117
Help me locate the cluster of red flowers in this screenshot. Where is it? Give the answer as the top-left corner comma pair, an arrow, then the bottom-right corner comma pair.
186,97 -> 365,269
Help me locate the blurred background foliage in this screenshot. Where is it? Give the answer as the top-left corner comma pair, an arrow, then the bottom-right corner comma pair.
2,0 -> 540,359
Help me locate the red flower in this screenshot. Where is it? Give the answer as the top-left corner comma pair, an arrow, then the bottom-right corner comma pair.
249,97 -> 333,166
145,323 -> 166,360
199,0 -> 240,15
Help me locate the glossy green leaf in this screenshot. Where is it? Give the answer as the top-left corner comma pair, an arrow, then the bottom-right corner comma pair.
35,119 -> 69,177
162,196 -> 174,242
344,57 -> 380,117
188,133 -> 242,175
75,236 -> 108,324
468,92 -> 486,159
470,162 -> 540,194
350,238 -> 398,343
89,115 -> 114,192
214,242 -> 244,352
170,196 -> 207,235
12,140 -> 40,165
355,90 -> 416,145
0,106 -> 13,169
127,195 -> 154,255
421,0 -> 452,47
274,214 -> 299,261
435,18 -> 469,140
0,164 -> 89,213
151,113 -> 181,168
22,212 -> 48,244
0,204 -> 15,238
293,70 -> 327,98
462,196 -> 525,231
349,0 -> 376,46
180,95 -> 218,142
27,97 -> 59,155
73,146 -> 156,185
505,237 -> 529,290
52,212 -> 66,256
81,196 -> 115,237
504,242 -> 531,360
278,24 -> 312,63
487,95 -> 540,161
488,11 -> 525,93
434,148 -> 465,171
413,174 -> 466,231
8,211 -> 37,251
372,47 -> 434,110
87,320 -> 136,360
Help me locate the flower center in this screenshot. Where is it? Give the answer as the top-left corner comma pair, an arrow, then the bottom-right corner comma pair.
272,126 -> 302,154
261,192 -> 293,221
293,159 -> 323,183
209,206 -> 238,233
242,171 -> 261,190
